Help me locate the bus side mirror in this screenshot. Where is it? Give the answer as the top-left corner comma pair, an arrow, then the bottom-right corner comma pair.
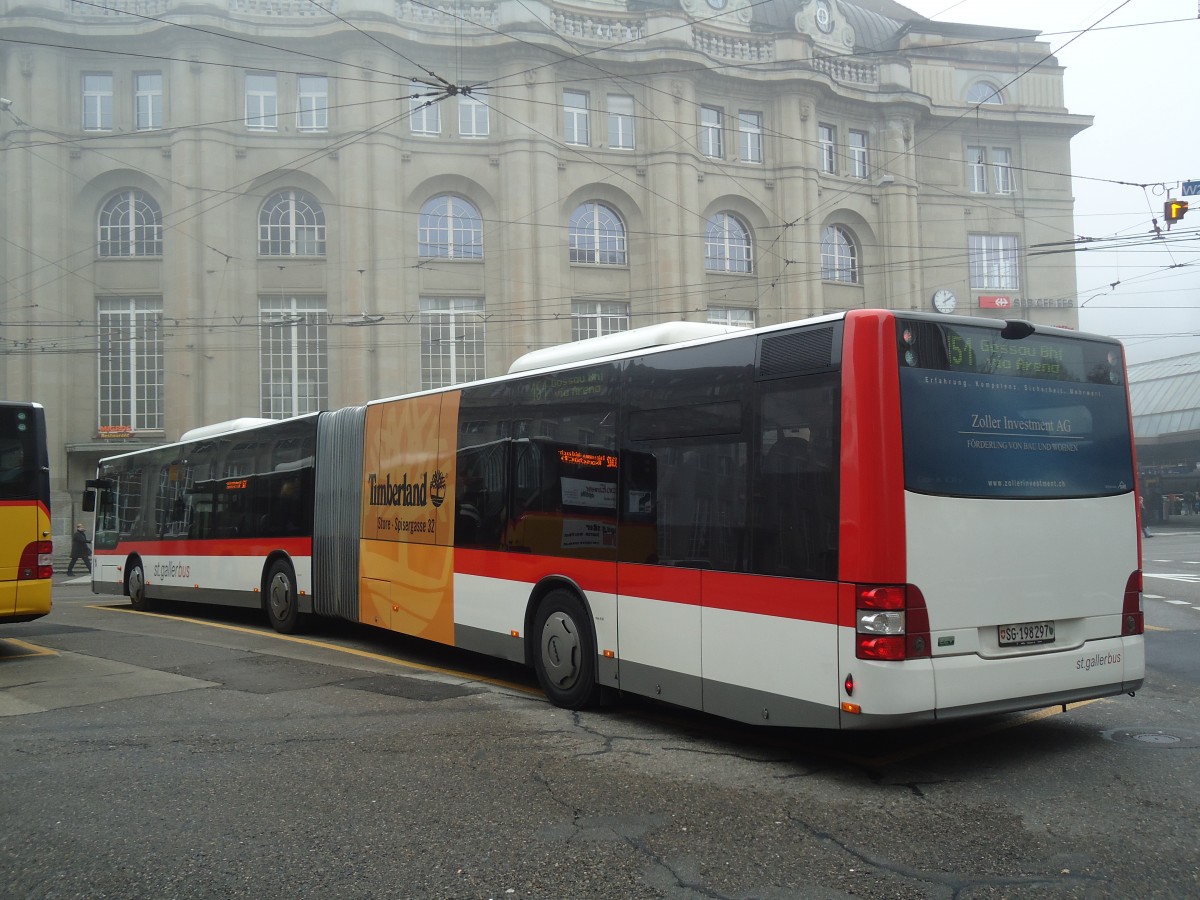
82,491 -> 96,513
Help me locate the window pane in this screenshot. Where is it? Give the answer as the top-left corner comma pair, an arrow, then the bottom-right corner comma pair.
818,124 -> 835,173
246,73 -> 278,130
968,234 -> 1019,290
98,296 -> 163,432
420,297 -> 485,389
608,95 -> 634,150
571,300 -> 629,341
98,190 -> 164,257
821,225 -> 858,283
459,93 -> 489,138
259,190 -> 326,257
259,296 -> 327,418
410,80 -> 441,135
564,91 -> 589,145
298,75 -> 328,132
705,213 -> 752,274
701,106 -> 723,158
569,202 -> 626,266
135,73 -> 163,131
738,110 -> 762,163
849,130 -> 868,179
83,74 -> 113,131
419,196 -> 483,259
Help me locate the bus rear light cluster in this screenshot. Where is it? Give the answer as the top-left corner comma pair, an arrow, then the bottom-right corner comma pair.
1122,570 -> 1144,636
855,583 -> 931,660
18,541 -> 54,580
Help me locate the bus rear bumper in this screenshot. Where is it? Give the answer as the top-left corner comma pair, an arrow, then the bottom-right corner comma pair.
840,635 -> 1144,730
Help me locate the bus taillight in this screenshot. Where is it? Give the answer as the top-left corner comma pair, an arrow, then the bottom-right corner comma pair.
855,584 -> 931,660
19,541 -> 54,580
1122,571 -> 1144,636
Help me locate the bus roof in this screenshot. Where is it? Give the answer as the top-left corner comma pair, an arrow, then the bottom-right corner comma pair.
507,321 -> 741,374
179,418 -> 278,442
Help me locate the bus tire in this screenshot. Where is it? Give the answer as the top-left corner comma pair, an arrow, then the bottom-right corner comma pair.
532,589 -> 601,710
265,559 -> 304,635
126,560 -> 154,612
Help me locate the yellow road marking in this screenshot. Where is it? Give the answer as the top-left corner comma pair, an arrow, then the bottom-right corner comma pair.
89,604 -> 540,695
0,637 -> 59,659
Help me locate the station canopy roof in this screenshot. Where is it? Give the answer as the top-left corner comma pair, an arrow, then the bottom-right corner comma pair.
1128,353 -> 1200,446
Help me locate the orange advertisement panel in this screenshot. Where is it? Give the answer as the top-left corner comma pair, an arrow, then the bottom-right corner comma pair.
360,392 -> 461,643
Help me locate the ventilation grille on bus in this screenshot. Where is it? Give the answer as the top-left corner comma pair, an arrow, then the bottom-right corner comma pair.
758,326 -> 835,379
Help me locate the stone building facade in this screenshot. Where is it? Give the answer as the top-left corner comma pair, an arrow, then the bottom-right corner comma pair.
0,0 -> 1089,536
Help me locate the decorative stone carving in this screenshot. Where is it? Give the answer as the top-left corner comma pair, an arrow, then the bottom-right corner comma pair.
794,0 -> 855,52
680,0 -> 752,29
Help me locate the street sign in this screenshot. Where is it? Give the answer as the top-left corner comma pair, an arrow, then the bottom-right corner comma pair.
1183,180 -> 1200,197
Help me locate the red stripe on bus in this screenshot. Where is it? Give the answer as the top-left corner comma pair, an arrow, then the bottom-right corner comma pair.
839,310 -> 907,583
0,499 -> 51,519
93,537 -> 313,558
456,551 -> 839,624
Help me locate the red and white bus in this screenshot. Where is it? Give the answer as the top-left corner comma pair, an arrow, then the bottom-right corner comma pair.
85,310 -> 1144,728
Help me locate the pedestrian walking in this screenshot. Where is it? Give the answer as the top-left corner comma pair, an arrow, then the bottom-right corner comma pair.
67,523 -> 92,575
1140,495 -> 1152,539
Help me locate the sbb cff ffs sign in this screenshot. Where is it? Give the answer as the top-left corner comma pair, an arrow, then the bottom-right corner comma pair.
979,295 -> 1013,309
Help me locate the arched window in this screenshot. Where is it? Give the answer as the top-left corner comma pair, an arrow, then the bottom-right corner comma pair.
821,225 -> 858,284
98,190 -> 163,257
259,190 -> 326,256
704,213 -> 752,274
966,81 -> 1004,105
419,196 -> 483,259
569,202 -> 626,265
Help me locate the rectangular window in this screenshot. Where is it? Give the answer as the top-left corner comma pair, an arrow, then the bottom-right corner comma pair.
134,73 -> 163,131
98,296 -> 163,432
992,147 -> 1015,194
701,106 -> 723,159
707,307 -> 755,328
897,318 -> 1132,499
818,124 -> 836,174
421,297 -> 485,389
82,74 -> 113,131
259,296 -> 327,419
410,80 -> 441,136
849,130 -> 868,179
968,233 -> 1019,290
738,110 -> 762,163
459,93 -> 489,138
607,94 -> 635,150
564,91 -> 589,146
571,300 -> 629,341
245,73 -> 278,131
298,75 -> 328,132
967,146 -> 988,193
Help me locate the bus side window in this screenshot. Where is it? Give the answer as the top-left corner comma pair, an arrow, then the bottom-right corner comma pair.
754,375 -> 840,580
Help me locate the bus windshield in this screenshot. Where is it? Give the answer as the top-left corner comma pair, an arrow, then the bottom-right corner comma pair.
896,319 -> 1134,499
0,406 -> 42,502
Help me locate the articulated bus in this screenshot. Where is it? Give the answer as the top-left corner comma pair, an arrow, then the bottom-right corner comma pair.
84,311 -> 1144,728
1,401 -> 53,624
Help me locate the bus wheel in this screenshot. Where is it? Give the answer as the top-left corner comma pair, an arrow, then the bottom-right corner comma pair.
532,589 -> 600,710
265,560 -> 304,635
127,561 -> 154,611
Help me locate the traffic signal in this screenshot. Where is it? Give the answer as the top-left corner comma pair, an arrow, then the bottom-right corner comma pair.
1164,199 -> 1189,225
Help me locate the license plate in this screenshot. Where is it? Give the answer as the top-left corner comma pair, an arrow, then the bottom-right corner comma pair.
998,620 -> 1055,647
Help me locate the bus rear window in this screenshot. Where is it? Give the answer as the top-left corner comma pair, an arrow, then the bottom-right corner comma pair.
896,319 -> 1134,499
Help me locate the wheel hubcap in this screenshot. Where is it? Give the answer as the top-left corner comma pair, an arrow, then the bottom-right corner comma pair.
541,611 -> 580,689
270,574 -> 292,619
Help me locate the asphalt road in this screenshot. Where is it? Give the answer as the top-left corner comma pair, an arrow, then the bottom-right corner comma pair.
1,569 -> 1198,900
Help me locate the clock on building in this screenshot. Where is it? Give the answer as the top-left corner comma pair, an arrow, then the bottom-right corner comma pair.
932,289 -> 958,314
815,0 -> 834,33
